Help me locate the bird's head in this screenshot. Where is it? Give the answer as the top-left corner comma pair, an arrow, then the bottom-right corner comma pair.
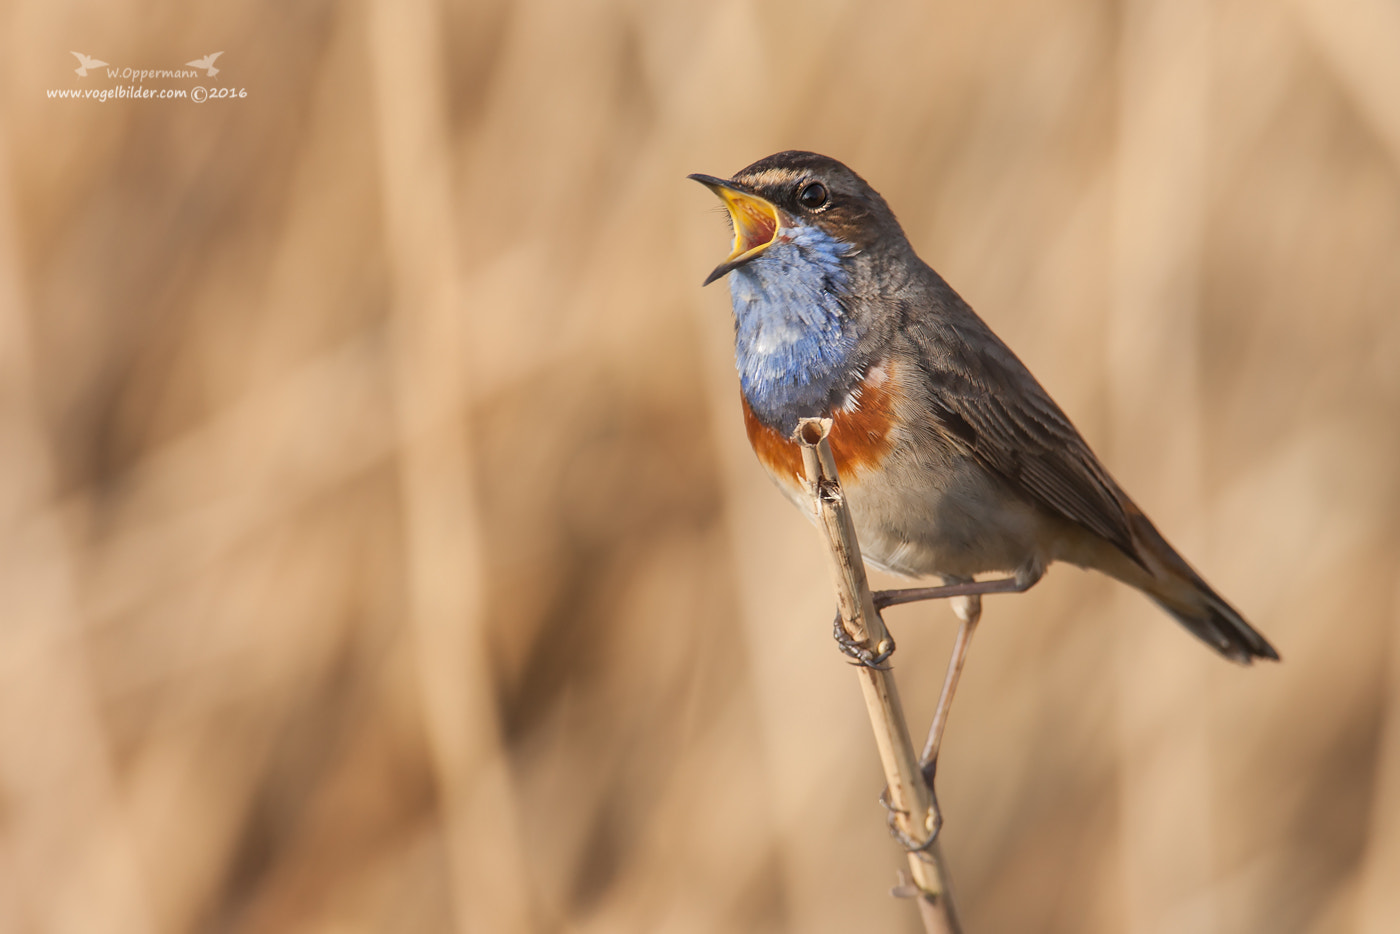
689,151 -> 905,287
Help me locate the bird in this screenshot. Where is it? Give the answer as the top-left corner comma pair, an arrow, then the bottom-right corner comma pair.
690,151 -> 1278,671
71,52 -> 108,77
186,52 -> 223,77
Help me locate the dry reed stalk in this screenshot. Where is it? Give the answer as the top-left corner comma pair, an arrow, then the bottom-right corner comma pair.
795,418 -> 960,934
368,0 -> 532,927
1113,3 -> 1215,929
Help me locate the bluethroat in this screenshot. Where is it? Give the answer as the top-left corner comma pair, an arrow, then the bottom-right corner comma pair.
690,151 -> 1278,671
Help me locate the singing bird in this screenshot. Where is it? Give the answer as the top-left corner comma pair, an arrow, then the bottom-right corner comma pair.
691,151 -> 1277,666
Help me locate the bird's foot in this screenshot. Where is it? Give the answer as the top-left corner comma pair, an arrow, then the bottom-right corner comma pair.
879,785 -> 942,854
831,611 -> 895,669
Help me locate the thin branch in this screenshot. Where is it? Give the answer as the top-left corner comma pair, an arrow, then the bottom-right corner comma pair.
795,418 -> 961,934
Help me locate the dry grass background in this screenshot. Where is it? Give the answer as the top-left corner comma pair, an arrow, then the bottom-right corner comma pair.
1,0 -> 1399,931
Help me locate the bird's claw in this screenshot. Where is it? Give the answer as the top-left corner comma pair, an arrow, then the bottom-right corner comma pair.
879,786 -> 942,855
832,611 -> 895,669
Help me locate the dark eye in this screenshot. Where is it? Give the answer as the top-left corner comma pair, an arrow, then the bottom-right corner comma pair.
797,181 -> 829,210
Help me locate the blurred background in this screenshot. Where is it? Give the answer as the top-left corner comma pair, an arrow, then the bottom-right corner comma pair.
2,0 -> 1399,931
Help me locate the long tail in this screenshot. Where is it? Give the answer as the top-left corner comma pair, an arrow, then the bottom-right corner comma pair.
1111,504 -> 1279,664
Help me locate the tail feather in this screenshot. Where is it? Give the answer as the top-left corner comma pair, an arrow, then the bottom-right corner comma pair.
1147,588 -> 1279,665
1116,504 -> 1280,665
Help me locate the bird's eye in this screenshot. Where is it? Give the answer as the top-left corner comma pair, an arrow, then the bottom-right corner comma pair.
797,181 -> 829,210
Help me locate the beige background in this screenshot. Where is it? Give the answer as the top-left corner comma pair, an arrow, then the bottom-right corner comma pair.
2,0 -> 1399,931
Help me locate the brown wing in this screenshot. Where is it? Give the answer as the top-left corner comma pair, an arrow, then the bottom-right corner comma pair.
903,309 -> 1146,568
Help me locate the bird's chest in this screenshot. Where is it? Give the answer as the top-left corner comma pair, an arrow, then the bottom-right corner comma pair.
740,357 -> 1037,579
741,358 -> 903,500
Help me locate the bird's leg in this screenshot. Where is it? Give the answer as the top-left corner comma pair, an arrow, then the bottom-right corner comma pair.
866,567 -> 1044,841
872,586 -> 984,853
872,564 -> 1043,611
875,566 -> 1043,793
920,591 -> 982,786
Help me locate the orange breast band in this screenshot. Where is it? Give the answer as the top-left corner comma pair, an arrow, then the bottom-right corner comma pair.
741,360 -> 899,491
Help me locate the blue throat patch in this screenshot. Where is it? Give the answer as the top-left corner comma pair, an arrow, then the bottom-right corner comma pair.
728,223 -> 860,436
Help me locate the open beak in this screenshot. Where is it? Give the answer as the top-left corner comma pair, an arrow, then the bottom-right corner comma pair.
688,174 -> 783,285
